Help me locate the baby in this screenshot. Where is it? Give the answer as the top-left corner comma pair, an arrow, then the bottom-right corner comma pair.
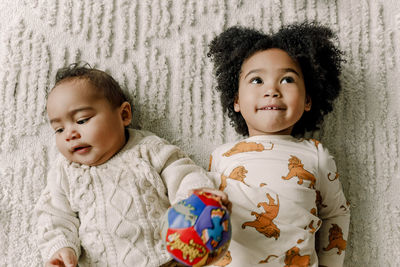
207,23 -> 350,266
35,63 -> 223,267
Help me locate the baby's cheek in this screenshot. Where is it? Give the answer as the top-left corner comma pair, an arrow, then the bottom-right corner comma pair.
56,140 -> 70,159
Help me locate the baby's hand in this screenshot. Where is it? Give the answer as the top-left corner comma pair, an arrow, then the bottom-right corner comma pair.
45,247 -> 77,267
191,188 -> 232,213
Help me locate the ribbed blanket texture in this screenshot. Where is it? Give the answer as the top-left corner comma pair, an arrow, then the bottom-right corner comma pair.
0,0 -> 399,266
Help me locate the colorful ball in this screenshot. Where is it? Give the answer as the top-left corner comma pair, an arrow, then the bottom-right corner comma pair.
160,190 -> 232,267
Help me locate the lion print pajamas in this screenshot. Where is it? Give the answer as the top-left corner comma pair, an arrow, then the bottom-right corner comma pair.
209,135 -> 350,267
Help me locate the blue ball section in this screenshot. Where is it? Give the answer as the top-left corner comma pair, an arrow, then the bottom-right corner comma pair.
167,194 -> 206,229
195,205 -> 231,251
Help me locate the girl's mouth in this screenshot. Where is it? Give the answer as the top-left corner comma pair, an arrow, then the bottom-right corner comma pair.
258,106 -> 285,110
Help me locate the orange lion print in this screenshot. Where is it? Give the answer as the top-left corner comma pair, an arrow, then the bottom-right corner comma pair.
259,254 -> 278,264
307,219 -> 321,234
323,224 -> 347,255
327,172 -> 339,181
213,250 -> 232,266
219,166 -> 248,191
282,156 -> 316,189
340,200 -> 351,211
284,246 -> 310,267
222,141 -> 273,157
310,208 -> 317,216
208,155 -> 213,171
309,138 -> 320,149
242,193 -> 280,240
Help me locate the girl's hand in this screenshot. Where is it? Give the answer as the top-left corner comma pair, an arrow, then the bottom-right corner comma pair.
45,247 -> 77,267
190,188 -> 232,213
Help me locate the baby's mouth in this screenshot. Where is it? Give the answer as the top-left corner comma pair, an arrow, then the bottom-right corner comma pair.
72,145 -> 91,153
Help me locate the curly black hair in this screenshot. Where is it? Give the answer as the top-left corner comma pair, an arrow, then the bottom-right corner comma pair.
53,62 -> 128,109
208,22 -> 344,137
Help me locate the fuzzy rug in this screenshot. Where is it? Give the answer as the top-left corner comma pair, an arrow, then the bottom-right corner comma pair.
0,0 -> 399,266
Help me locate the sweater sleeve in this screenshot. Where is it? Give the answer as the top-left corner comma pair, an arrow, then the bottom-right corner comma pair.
316,145 -> 350,267
35,162 -> 81,262
147,136 -> 216,205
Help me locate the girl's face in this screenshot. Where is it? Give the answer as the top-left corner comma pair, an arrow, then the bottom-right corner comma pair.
47,78 -> 132,166
235,48 -> 311,136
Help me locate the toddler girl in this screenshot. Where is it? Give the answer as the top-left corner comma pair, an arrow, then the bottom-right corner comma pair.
207,22 -> 350,267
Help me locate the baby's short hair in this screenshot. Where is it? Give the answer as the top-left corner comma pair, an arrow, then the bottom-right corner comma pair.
54,63 -> 128,108
208,22 -> 344,137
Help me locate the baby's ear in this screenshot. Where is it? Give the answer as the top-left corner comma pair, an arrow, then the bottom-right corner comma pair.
120,102 -> 132,126
305,95 -> 312,111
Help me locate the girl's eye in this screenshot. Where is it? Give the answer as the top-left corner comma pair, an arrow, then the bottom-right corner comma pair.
77,118 -> 90,124
281,76 -> 295,84
55,128 -> 64,134
250,77 -> 263,84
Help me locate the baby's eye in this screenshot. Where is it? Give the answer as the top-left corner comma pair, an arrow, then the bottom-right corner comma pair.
77,118 -> 90,124
281,76 -> 295,84
250,77 -> 263,84
55,128 -> 64,134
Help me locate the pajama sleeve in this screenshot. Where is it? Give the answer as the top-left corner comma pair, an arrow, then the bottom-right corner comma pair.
316,145 -> 350,267
35,163 -> 81,262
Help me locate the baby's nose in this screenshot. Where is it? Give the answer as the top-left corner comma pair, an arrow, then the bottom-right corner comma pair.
65,129 -> 81,141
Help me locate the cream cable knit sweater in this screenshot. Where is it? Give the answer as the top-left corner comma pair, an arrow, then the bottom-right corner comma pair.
35,129 -> 215,267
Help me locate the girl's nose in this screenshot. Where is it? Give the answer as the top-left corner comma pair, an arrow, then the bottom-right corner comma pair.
264,86 -> 281,98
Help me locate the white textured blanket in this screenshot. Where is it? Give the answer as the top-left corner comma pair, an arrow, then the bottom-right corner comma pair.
1,0 -> 399,266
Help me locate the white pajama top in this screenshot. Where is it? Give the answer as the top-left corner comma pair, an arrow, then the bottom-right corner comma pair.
209,135 -> 350,267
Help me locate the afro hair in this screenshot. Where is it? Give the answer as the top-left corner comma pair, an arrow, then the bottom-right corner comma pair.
208,22 -> 344,137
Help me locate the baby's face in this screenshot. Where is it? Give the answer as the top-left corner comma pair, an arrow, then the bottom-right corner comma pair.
47,78 -> 131,166
236,48 -> 311,136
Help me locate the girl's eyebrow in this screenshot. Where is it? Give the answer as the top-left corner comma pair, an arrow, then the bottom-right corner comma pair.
244,67 -> 300,80
49,107 -> 94,125
281,68 -> 300,77
244,69 -> 263,79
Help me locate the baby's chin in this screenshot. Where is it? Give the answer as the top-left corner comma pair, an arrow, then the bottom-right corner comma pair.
77,158 -> 109,166
67,154 -> 111,166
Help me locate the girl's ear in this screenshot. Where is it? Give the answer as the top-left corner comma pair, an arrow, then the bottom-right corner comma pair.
234,94 -> 240,112
304,95 -> 312,111
120,101 -> 132,126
